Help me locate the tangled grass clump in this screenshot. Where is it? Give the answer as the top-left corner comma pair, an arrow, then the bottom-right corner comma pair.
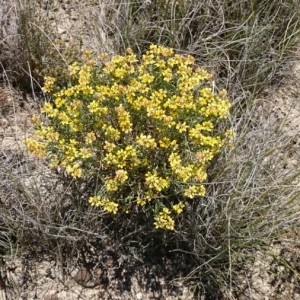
26,45 -> 232,230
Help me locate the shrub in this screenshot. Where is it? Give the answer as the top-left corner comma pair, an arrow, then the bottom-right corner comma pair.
25,45 -> 232,230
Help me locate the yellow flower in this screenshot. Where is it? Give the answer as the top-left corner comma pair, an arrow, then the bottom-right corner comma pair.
41,102 -> 58,118
103,141 -> 116,152
172,202 -> 185,214
148,44 -> 174,57
106,179 -> 119,192
66,163 -> 82,179
85,132 -> 96,144
140,73 -> 155,84
154,208 -> 175,230
136,134 -> 157,149
145,172 -> 170,192
159,137 -> 178,149
168,152 -> 182,170
114,67 -> 127,79
57,111 -> 71,125
25,138 -> 47,158
104,145 -> 139,168
78,65 -> 92,86
104,200 -> 119,214
88,100 -> 101,114
174,164 -> 194,183
195,150 -> 214,163
193,167 -> 208,183
115,105 -> 132,133
105,170 -> 128,192
136,197 -> 147,206
184,185 -> 206,198
42,76 -> 56,93
68,62 -> 80,77
89,196 -> 119,214
80,148 -> 94,159
175,122 -> 189,133
115,169 -> 128,184
103,125 -> 121,141
162,68 -> 173,82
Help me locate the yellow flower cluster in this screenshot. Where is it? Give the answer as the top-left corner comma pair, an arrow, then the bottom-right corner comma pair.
26,44 -> 232,230
172,202 -> 185,214
104,146 -> 139,169
136,134 -> 157,149
106,169 -> 128,192
115,105 -> 133,133
154,208 -> 175,230
42,76 -> 56,93
66,163 -> 82,179
145,171 -> 170,192
89,196 -> 119,214
25,138 -> 47,158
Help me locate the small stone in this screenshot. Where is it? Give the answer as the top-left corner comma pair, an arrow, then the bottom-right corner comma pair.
136,292 -> 143,300
44,293 -> 58,300
57,27 -> 66,35
72,268 -> 92,286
